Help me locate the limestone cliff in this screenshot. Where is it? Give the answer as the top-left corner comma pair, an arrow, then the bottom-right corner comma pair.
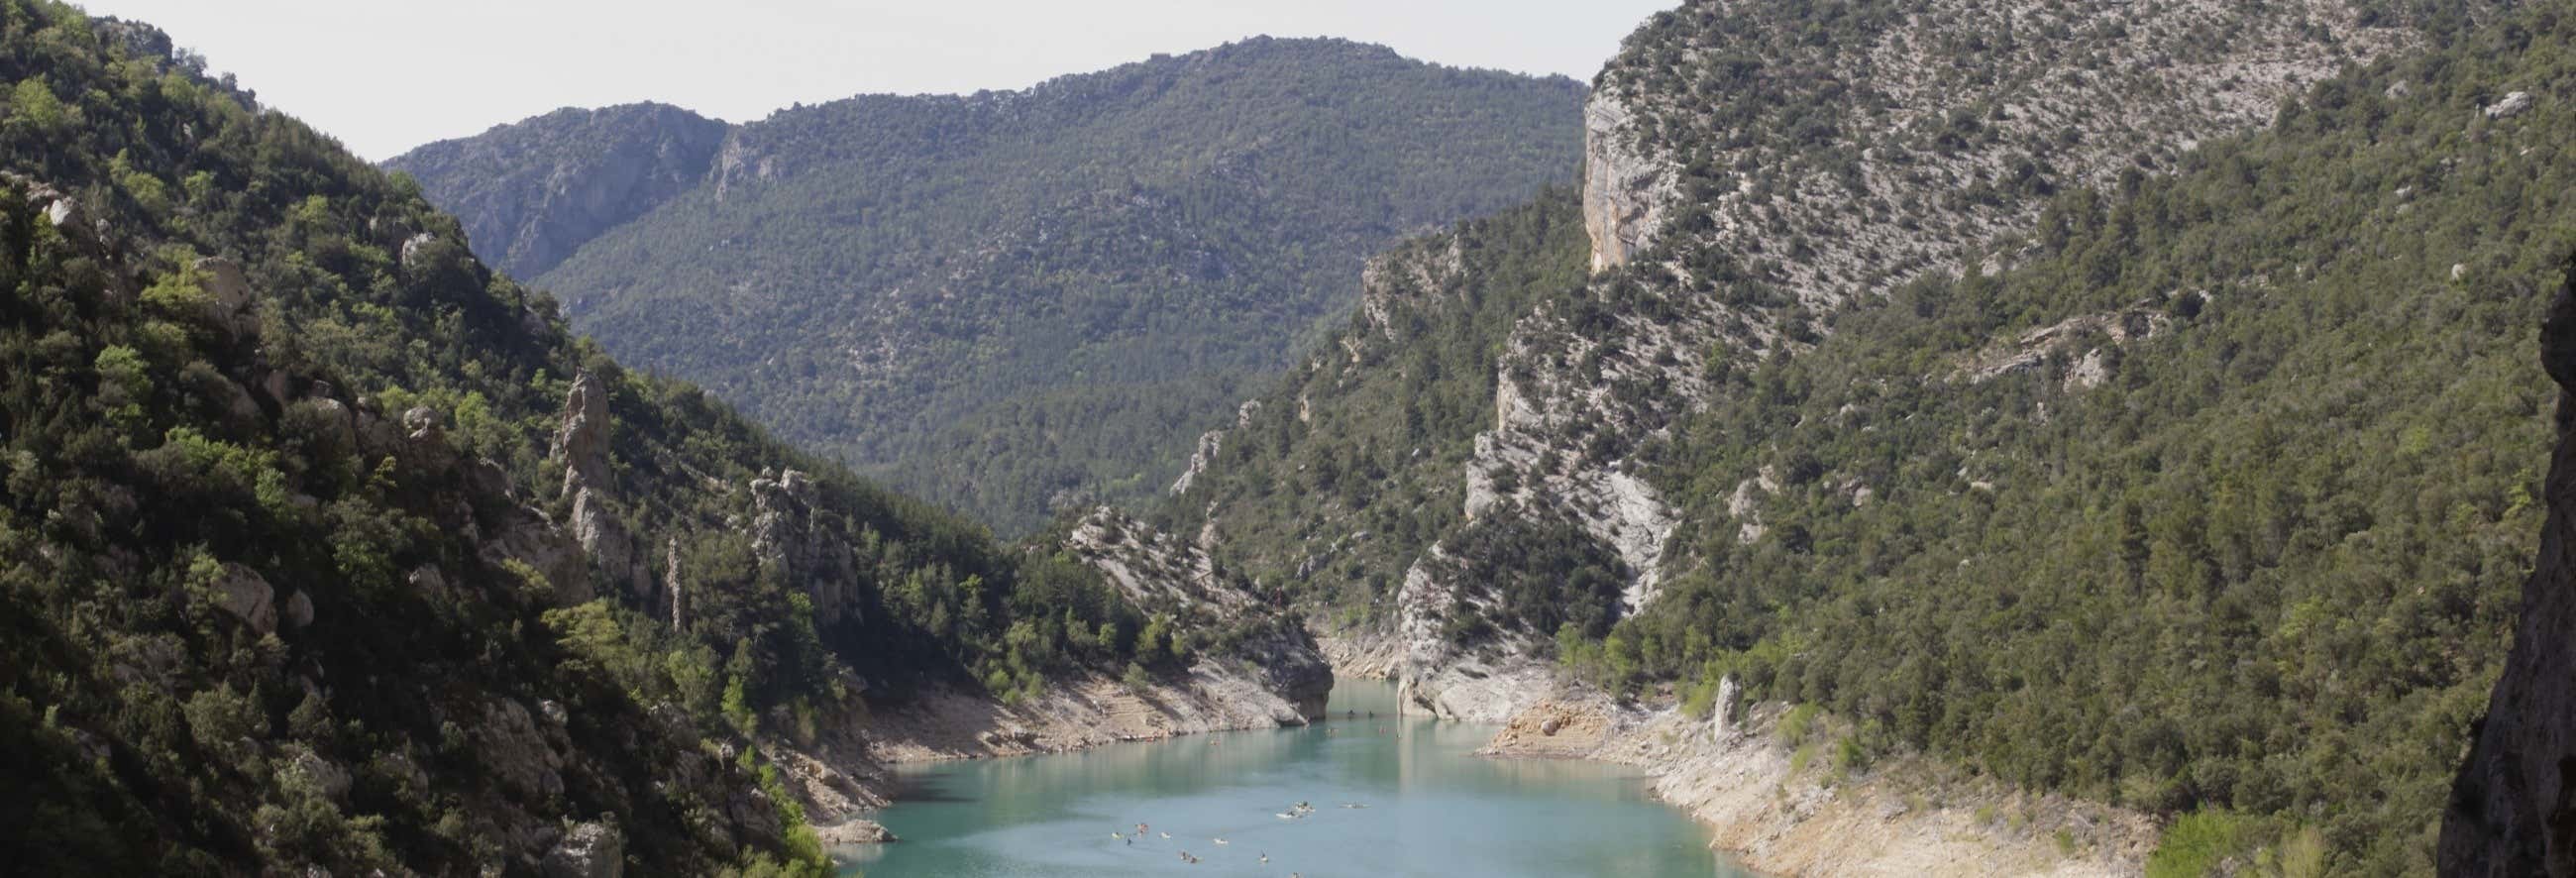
2442,269 -> 2576,877
1401,0 -> 2419,717
1579,91 -> 1669,273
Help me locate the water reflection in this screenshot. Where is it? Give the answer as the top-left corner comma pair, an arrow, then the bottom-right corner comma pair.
841,681 -> 1753,877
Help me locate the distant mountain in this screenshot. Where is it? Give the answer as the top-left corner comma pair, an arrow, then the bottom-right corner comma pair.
388,37 -> 1586,534
387,103 -> 725,279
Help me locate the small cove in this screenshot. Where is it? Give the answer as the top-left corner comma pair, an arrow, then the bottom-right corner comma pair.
839,681 -> 1756,876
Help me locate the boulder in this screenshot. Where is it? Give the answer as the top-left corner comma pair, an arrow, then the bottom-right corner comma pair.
281,591 -> 314,629
403,405 -> 442,443
192,257 -> 255,337
406,564 -> 450,597
43,195 -> 95,247
813,819 -> 899,845
2485,90 -> 2534,120
208,563 -> 275,635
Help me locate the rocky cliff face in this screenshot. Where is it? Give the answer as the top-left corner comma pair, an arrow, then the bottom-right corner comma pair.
1579,92 -> 1669,273
385,103 -> 726,279
749,468 -> 862,625
1394,0 -> 2419,716
2442,270 -> 2576,878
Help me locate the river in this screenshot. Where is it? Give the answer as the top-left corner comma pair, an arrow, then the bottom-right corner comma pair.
837,680 -> 1754,876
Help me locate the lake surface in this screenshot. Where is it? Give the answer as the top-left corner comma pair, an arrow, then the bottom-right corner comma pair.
839,681 -> 1754,877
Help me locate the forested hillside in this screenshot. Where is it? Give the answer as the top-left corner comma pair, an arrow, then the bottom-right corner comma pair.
1614,9 -> 2560,868
391,39 -> 1587,535
384,102 -> 725,279
1155,188 -> 1595,626
0,4 -> 1233,872
1155,0 -> 2546,872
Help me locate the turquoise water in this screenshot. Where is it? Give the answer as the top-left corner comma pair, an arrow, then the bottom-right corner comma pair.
839,681 -> 1753,877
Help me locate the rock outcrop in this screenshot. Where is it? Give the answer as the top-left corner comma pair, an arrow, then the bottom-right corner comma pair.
1382,0 -> 2423,732
749,469 -> 860,624
555,371 -> 612,494
2441,268 -> 2576,877
1168,400 -> 1261,496
1064,507 -> 1333,718
540,821 -> 623,878
1580,92 -> 1673,273
552,372 -> 651,601
208,562 -> 276,634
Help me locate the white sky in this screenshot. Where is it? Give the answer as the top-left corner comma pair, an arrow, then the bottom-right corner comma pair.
72,0 -> 1677,162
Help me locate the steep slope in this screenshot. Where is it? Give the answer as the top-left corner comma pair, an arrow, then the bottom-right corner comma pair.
1172,0 -> 2422,694
1614,9 -> 2558,868
2442,260 -> 2576,877
393,38 -> 1586,535
1158,0 -> 2532,872
0,5 -> 1319,874
385,103 -> 726,279
1156,188 -> 1594,633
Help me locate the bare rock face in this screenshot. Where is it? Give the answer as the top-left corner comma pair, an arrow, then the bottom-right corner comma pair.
570,487 -> 647,600
482,505 -> 590,605
549,372 -> 653,601
1168,427 -> 1229,496
540,821 -> 623,878
665,536 -> 686,631
1580,91 -> 1673,273
2442,272 -> 2576,877
1168,400 -> 1261,496
474,697 -> 566,804
397,232 -> 438,272
750,469 -> 859,624
555,371 -> 612,495
1713,674 -> 1742,741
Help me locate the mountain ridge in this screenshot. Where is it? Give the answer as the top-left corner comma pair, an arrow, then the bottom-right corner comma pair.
388,36 -> 1589,535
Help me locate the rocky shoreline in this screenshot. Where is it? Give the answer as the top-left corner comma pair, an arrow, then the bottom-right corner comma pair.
1478,691 -> 2157,878
790,658 -> 1327,853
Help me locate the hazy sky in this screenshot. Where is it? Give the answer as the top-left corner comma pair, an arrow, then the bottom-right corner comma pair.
73,0 -> 1677,162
